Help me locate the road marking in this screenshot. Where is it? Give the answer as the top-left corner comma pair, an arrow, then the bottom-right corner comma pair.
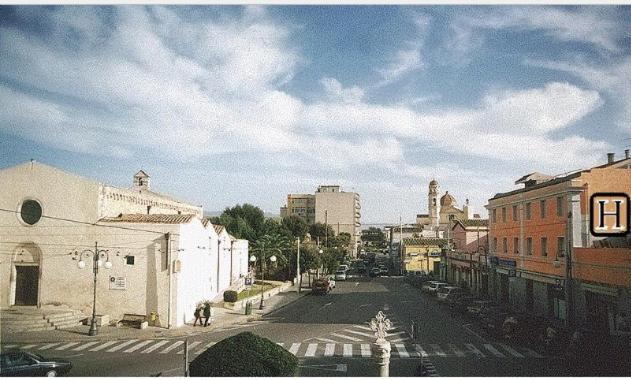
498,343 -> 525,358
38,343 -> 61,350
318,302 -> 333,311
3,344 -> 18,349
124,340 -> 154,353
343,344 -> 353,357
195,342 -> 216,354
331,333 -> 362,342
358,304 -> 370,308
177,341 -> 201,354
277,343 -> 285,347
56,342 -> 80,350
387,331 -> 407,337
315,338 -> 338,343
390,337 -> 410,343
448,343 -> 466,357
414,344 -> 428,357
462,323 -> 488,342
343,329 -> 375,338
107,339 -> 139,352
305,343 -> 318,357
20,344 -> 38,350
465,343 -> 486,358
288,343 -> 301,355
361,344 -> 371,357
353,325 -> 373,331
430,344 -> 446,357
142,340 -> 170,353
521,347 -> 544,358
484,344 -> 505,357
160,341 -> 183,354
394,343 -> 409,358
324,343 -> 335,357
72,341 -> 99,351
89,341 -> 119,351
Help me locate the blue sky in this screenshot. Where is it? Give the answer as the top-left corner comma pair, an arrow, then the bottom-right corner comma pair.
1,5 -> 630,223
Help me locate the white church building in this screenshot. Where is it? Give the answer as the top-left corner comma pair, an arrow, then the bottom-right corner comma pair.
0,161 -> 249,328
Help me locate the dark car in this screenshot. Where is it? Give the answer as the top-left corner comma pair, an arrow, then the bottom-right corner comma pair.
447,295 -> 476,313
0,351 -> 72,377
369,267 -> 381,277
312,278 -> 331,295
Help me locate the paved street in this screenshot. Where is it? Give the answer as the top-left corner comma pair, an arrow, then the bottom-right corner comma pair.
1,276 -> 574,376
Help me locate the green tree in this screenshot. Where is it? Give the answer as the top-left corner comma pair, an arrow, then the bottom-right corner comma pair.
212,204 -> 266,242
281,215 -> 309,240
309,223 -> 335,245
361,227 -> 386,247
251,233 -> 292,280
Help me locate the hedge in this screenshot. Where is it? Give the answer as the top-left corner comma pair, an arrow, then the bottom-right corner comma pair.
189,332 -> 298,376
223,290 -> 238,303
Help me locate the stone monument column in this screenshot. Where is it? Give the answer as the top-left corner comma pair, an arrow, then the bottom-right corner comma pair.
370,311 -> 392,377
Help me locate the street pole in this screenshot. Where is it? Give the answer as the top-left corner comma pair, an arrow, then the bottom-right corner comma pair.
325,209 -> 328,248
296,238 -> 301,294
88,241 -> 99,336
259,242 -> 266,310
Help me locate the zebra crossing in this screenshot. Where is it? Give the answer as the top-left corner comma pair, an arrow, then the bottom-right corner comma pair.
316,318 -> 411,344
1,340 -> 543,359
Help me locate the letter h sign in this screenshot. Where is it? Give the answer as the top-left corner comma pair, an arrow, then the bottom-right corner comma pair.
590,193 -> 630,236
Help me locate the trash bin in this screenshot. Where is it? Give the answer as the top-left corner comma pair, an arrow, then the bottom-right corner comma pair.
245,301 -> 252,315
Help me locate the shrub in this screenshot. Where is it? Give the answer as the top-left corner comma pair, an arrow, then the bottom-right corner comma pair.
223,290 -> 238,303
189,332 -> 298,376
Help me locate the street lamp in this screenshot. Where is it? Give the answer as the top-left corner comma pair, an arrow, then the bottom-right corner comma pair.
259,254 -> 276,310
71,242 -> 112,336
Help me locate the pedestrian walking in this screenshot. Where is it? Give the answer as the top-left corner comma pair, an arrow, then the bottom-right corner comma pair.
193,304 -> 203,326
203,302 -> 213,327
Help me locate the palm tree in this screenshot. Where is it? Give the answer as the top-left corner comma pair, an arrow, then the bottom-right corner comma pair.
251,233 -> 293,280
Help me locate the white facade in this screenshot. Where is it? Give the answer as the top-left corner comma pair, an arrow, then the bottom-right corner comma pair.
0,161 -> 246,328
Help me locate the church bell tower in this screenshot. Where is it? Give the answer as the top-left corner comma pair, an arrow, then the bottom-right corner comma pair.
428,179 -> 439,228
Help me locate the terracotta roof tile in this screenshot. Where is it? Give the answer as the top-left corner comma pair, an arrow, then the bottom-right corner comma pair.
213,224 -> 226,234
99,214 -> 195,224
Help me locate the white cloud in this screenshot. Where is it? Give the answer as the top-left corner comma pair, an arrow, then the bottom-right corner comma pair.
320,77 -> 364,104
524,58 -> 631,131
378,44 -> 423,83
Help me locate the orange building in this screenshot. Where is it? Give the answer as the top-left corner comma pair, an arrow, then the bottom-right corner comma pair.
486,151 -> 631,336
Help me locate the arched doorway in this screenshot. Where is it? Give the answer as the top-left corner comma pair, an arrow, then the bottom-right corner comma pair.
11,243 -> 41,306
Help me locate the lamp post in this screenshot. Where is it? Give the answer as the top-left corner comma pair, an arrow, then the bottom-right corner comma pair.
253,249 -> 277,310
296,238 -> 301,294
71,242 -> 112,336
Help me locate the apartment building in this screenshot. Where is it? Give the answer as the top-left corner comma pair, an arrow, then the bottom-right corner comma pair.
280,185 -> 361,255
486,151 -> 631,336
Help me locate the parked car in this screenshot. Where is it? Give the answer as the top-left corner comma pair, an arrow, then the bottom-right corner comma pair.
337,264 -> 350,272
448,295 -> 477,313
436,286 -> 467,302
312,278 -> 331,295
378,266 -> 388,275
466,300 -> 496,316
421,281 -> 448,294
334,270 -> 348,281
0,351 -> 72,377
369,267 -> 381,277
479,307 -> 512,336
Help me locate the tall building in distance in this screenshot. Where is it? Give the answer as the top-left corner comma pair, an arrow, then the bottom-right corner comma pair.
281,185 -> 361,255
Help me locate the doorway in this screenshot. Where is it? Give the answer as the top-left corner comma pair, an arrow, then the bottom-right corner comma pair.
14,266 -> 39,306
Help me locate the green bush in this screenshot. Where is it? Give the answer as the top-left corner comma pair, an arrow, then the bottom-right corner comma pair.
189,332 -> 298,376
223,290 -> 238,303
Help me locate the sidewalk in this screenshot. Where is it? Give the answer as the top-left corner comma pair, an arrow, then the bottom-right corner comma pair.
1,287 -> 308,344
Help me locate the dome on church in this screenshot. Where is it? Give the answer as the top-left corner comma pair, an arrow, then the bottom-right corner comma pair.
440,191 -> 456,207
429,179 -> 438,186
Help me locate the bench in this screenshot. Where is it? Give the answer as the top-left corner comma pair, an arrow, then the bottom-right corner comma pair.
117,314 -> 147,329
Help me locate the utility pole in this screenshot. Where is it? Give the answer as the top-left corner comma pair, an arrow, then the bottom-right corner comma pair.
296,238 -> 301,294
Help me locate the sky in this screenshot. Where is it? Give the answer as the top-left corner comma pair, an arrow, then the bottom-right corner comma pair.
1,5 -> 630,224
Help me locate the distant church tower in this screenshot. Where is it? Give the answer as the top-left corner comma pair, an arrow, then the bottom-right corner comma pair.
133,170 -> 150,191
428,179 -> 440,228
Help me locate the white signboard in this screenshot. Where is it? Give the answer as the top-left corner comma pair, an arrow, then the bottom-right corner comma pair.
109,276 -> 127,290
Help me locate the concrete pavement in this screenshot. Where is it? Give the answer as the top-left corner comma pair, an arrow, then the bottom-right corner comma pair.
1,286 -> 307,344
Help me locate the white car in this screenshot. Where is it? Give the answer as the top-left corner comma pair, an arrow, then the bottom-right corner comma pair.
334,271 -> 347,281
337,264 -> 349,272
421,281 -> 448,293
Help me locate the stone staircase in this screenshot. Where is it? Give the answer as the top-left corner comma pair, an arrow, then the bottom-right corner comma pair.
1,307 -> 86,333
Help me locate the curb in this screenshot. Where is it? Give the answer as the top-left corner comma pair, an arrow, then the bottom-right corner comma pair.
262,290 -> 310,316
